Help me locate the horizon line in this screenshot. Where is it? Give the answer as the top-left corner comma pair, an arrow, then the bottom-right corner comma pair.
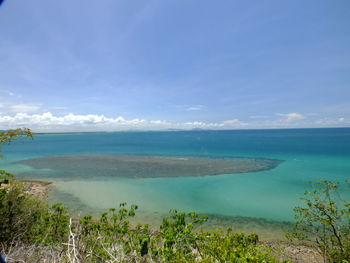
30,126 -> 350,135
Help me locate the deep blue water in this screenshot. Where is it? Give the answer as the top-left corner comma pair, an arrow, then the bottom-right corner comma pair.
3,128 -> 350,159
1,128 -> 350,237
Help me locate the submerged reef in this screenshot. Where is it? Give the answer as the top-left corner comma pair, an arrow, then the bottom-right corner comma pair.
16,154 -> 282,179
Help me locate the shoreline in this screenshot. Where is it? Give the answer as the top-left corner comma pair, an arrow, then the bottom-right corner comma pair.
23,179 -> 293,237
36,178 -> 294,240
21,179 -> 53,199
20,179 -> 322,262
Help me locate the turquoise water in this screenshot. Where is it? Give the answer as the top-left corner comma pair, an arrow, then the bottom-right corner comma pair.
1,128 -> 350,236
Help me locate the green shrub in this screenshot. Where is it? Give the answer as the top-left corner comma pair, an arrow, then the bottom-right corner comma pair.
0,181 -> 47,243
200,229 -> 285,263
0,128 -> 32,186
0,181 -> 291,262
288,179 -> 350,262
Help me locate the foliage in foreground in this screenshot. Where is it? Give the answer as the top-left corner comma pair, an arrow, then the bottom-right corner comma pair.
0,183 -> 287,262
0,128 -> 32,187
287,179 -> 350,263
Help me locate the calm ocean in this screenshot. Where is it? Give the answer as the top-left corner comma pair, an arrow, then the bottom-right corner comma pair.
1,128 -> 350,238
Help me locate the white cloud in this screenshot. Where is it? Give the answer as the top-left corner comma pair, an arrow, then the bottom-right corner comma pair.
0,111 -> 348,132
10,104 -> 40,113
0,102 -> 41,114
277,112 -> 304,121
222,119 -> 239,125
0,90 -> 15,96
249,115 -> 269,119
50,106 -> 68,110
314,117 -> 350,127
186,105 -> 205,111
0,112 -> 247,132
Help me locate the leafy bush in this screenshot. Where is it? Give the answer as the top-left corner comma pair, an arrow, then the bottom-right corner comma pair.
288,179 -> 350,262
0,128 -> 32,144
58,205 -> 287,262
0,181 -> 47,243
0,128 -> 32,186
1,185 -> 289,263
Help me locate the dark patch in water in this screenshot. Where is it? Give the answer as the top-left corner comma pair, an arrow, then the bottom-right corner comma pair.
16,154 -> 283,179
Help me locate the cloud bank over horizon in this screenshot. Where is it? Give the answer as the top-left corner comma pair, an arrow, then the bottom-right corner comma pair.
0,111 -> 348,132
0,112 -> 246,132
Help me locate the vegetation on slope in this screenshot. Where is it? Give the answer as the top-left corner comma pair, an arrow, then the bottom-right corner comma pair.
287,179 -> 350,262
1,183 -> 289,262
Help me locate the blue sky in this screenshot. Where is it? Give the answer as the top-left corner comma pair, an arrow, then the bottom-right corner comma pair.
0,0 -> 349,131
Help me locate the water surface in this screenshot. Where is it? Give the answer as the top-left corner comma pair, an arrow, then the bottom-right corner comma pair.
2,128 -> 350,238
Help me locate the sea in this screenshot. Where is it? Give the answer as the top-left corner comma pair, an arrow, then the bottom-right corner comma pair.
1,128 -> 350,239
